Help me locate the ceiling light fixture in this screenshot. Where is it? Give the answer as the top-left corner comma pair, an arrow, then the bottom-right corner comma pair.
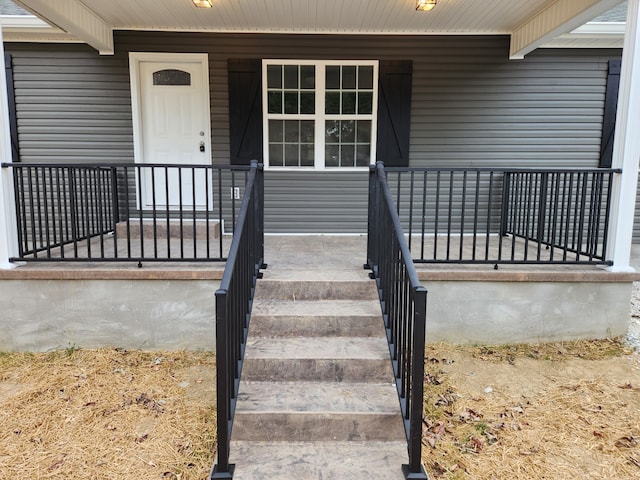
416,0 -> 437,11
193,0 -> 213,7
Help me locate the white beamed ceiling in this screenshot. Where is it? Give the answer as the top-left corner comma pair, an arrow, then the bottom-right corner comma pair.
12,0 -> 626,57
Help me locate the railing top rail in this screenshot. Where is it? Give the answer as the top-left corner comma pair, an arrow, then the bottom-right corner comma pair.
384,166 -> 622,174
374,161 -> 425,292
1,162 -> 252,171
219,160 -> 261,292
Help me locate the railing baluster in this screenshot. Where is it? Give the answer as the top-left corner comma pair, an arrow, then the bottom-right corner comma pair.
165,165 -> 171,259
472,171 -> 480,261
420,171 -> 427,261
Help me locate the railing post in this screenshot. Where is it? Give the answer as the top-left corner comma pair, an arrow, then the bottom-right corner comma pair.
251,159 -> 266,270
365,163 -> 377,270
403,286 -> 429,480
212,288 -> 235,480
0,34 -> 19,269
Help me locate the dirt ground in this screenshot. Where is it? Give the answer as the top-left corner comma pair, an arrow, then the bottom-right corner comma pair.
1,342 -> 639,479
422,341 -> 640,480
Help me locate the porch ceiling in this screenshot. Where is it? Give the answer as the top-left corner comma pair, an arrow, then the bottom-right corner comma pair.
11,0 -> 625,58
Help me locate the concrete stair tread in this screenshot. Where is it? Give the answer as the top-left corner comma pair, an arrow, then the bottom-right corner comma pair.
259,269 -> 371,282
228,441 -> 409,480
244,337 -> 390,360
254,276 -> 378,301
235,381 -> 399,413
251,299 -> 381,317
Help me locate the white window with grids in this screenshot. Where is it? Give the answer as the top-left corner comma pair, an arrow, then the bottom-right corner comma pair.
262,60 -> 378,170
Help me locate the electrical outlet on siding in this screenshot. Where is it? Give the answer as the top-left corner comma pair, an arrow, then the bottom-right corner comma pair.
231,187 -> 241,199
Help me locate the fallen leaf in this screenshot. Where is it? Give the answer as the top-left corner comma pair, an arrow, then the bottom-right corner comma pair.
48,456 -> 65,471
519,447 -> 538,456
615,436 -> 639,448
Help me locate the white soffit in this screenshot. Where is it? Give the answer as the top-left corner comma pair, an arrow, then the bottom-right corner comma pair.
8,0 -> 626,58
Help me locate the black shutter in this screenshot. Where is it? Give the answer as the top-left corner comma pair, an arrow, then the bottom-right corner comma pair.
599,59 -> 621,168
228,58 -> 263,165
4,53 -> 20,162
376,60 -> 412,167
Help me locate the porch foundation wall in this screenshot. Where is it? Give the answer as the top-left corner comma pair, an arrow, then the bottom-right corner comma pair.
424,280 -> 632,344
0,279 -> 219,352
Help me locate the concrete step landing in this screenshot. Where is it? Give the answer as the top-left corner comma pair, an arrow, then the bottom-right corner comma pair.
229,441 -> 408,480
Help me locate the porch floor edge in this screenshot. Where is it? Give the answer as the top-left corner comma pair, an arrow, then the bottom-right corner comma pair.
0,263 -> 225,280
417,268 -> 640,283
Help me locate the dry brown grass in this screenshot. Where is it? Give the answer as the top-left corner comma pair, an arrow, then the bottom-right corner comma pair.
0,348 -> 216,480
422,340 -> 640,479
1,341 -> 639,479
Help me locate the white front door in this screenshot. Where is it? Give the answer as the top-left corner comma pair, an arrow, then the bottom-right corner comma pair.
130,53 -> 211,210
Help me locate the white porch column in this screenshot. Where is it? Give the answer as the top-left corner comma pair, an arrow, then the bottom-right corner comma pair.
607,0 -> 640,273
0,26 -> 19,269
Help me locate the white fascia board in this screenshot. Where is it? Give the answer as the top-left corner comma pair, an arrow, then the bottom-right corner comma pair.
13,0 -> 113,54
510,0 -> 625,59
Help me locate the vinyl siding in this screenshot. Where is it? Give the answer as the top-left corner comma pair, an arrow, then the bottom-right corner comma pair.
5,34 -> 622,234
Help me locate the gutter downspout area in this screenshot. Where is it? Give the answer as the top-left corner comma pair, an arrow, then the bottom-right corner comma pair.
0,26 -> 18,269
607,0 -> 640,273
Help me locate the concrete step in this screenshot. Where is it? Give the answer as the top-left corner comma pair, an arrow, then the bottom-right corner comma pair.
250,299 -> 382,337
254,270 -> 377,301
241,337 -> 394,382
228,441 -> 409,480
232,381 -> 405,441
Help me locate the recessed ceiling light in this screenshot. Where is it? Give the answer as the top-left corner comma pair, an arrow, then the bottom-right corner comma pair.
416,0 -> 437,11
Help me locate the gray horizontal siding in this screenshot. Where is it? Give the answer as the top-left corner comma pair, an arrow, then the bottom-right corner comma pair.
264,171 -> 369,233
7,44 -> 133,164
5,34 -> 623,233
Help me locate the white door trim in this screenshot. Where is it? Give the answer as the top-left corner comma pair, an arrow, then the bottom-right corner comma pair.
129,52 -> 212,209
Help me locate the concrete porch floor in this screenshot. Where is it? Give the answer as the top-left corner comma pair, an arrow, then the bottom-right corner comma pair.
4,234 -> 640,281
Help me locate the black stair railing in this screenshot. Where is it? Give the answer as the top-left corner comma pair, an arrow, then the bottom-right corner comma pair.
211,160 -> 265,479
366,161 -> 429,480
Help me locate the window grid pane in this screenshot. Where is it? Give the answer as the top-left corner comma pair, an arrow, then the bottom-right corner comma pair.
269,119 -> 315,167
324,119 -> 371,168
267,64 -> 316,115
325,65 -> 374,115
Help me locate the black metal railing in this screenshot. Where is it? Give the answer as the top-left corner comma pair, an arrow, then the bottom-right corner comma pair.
385,166 -> 620,265
366,162 -> 428,480
211,160 -> 265,480
2,162 -> 251,262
